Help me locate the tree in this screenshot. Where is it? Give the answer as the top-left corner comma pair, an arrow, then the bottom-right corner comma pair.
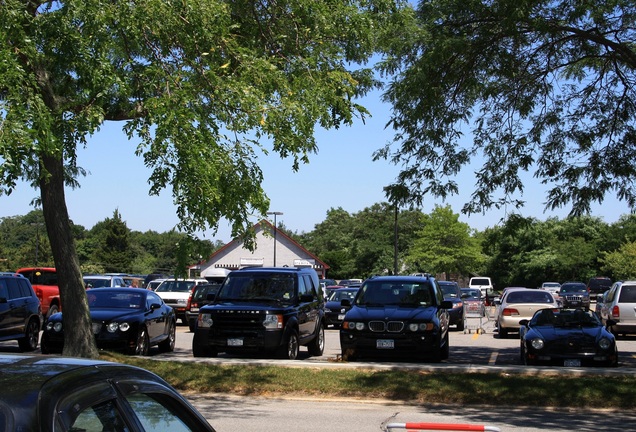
406,205 -> 483,277
0,0 -> 409,357
375,0 -> 636,217
601,241 -> 636,280
92,210 -> 134,273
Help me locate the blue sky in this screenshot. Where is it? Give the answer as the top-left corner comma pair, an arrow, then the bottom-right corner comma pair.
1,87 -> 632,243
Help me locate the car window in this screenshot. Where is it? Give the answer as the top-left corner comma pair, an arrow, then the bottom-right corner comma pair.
70,399 -> 129,432
506,291 -> 554,304
619,285 -> 636,303
6,279 -> 23,300
356,281 -> 433,307
157,281 -> 196,292
126,393 -> 197,432
0,280 -> 7,300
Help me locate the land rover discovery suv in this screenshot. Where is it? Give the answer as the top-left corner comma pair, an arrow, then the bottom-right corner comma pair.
192,267 -> 325,360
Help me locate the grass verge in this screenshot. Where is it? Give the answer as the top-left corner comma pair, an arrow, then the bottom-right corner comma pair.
100,352 -> 636,409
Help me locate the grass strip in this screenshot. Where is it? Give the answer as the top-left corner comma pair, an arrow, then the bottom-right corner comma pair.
100,353 -> 636,409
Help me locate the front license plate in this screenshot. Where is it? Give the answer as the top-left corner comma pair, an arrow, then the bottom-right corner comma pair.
376,339 -> 394,349
338,314 -> 346,320
564,359 -> 581,367
227,338 -> 243,347
190,307 -> 199,312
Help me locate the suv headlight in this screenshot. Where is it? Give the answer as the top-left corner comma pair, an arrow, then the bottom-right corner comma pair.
263,314 -> 283,330
408,323 -> 434,332
198,313 -> 213,329
343,322 -> 365,331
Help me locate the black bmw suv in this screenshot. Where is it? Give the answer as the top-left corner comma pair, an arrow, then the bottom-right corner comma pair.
339,275 -> 452,362
192,267 -> 325,360
0,273 -> 42,351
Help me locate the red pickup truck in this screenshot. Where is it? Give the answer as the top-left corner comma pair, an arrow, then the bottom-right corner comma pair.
16,267 -> 61,318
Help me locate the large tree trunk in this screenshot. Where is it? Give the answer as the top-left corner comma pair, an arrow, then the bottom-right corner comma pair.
40,153 -> 100,358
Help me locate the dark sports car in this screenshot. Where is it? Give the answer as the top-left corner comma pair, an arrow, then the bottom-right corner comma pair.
41,287 -> 176,356
519,308 -> 618,367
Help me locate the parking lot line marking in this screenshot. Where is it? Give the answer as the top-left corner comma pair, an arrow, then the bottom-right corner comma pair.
488,352 -> 498,365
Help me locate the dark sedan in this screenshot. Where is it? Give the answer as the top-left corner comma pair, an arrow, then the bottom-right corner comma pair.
324,287 -> 359,328
41,287 -> 176,356
0,353 -> 215,431
519,308 -> 618,367
438,281 -> 465,331
340,275 -> 452,362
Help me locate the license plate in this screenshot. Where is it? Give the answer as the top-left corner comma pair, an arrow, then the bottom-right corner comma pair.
190,307 -> 199,312
376,339 -> 394,349
564,359 -> 581,367
227,338 -> 243,347
338,314 -> 346,320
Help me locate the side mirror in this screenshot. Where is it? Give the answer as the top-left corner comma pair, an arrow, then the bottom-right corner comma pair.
150,303 -> 161,310
299,294 -> 314,303
606,319 -> 617,327
440,300 -> 453,309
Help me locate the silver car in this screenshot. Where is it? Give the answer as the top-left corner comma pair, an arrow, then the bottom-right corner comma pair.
496,288 -> 559,338
603,281 -> 636,336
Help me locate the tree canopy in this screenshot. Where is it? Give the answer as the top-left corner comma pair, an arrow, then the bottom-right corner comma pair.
0,0 -> 410,357
375,0 -> 636,217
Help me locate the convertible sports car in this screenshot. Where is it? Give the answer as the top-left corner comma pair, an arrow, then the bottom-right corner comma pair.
519,308 -> 618,367
41,287 -> 176,356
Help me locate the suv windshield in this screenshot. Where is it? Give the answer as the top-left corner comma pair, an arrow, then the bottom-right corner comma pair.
355,281 -> 433,307
156,280 -> 196,292
217,273 -> 296,303
561,284 -> 587,293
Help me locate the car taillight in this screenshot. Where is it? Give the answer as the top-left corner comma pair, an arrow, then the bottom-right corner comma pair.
611,305 -> 620,318
503,308 -> 519,316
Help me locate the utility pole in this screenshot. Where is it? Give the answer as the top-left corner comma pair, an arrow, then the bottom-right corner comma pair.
267,211 -> 283,266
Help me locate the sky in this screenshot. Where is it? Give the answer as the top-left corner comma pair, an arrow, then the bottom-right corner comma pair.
1,87 -> 633,243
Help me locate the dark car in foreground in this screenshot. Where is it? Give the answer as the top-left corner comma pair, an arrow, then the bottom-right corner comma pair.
324,287 -> 359,328
41,287 -> 176,356
519,308 -> 618,367
340,275 -> 452,362
438,281 -> 465,331
0,353 -> 216,431
0,273 -> 42,351
192,267 -> 325,360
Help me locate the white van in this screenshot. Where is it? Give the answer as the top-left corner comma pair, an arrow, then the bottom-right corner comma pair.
469,276 -> 494,298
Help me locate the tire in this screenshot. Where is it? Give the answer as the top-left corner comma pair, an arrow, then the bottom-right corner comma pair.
456,315 -> 465,332
440,331 -> 450,360
18,318 -> 39,352
188,319 -> 196,333
129,326 -> 149,356
279,329 -> 299,360
46,304 -> 59,320
158,320 -> 176,353
499,327 -> 508,339
307,324 -> 325,357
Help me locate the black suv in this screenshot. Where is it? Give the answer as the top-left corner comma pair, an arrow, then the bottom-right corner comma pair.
339,275 -> 452,362
587,276 -> 612,300
192,267 -> 325,359
559,282 -> 590,309
0,274 -> 42,351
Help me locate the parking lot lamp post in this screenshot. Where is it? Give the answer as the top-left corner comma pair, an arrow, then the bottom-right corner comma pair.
267,211 -> 283,266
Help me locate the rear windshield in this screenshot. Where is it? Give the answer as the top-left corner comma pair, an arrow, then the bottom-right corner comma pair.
505,291 -> 555,304
471,278 -> 491,286
17,269 -> 57,286
619,285 -> 636,303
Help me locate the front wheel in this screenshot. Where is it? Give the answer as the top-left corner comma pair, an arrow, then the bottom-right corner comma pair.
18,318 -> 39,352
129,326 -> 149,356
279,330 -> 299,360
158,320 -> 176,353
307,324 -> 325,356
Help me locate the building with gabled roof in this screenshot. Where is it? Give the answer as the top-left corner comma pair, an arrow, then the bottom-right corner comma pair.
190,220 -> 330,279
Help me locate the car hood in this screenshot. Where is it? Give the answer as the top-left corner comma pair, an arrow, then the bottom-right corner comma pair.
531,325 -> 606,340
346,305 -> 438,321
